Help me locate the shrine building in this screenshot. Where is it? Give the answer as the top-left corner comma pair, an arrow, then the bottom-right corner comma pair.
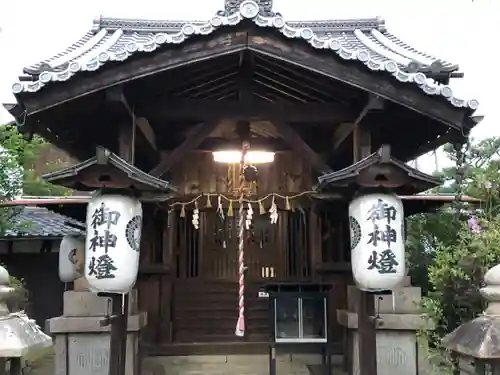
3,0 -> 481,364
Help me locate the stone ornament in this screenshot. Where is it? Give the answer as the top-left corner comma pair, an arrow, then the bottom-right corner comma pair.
10,1 -> 479,111
0,265 -> 53,360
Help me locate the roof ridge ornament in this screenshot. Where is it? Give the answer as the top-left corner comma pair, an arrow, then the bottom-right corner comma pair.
219,0 -> 278,17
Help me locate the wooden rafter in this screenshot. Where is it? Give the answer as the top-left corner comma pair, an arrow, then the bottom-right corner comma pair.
149,121 -> 219,178
271,119 -> 333,175
247,30 -> 469,130
137,99 -> 354,123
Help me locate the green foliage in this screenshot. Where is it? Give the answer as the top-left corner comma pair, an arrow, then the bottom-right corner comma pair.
0,125 -> 73,197
406,136 -> 500,373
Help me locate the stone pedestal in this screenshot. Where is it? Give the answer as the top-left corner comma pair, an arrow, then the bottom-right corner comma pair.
338,279 -> 433,375
47,290 -> 147,375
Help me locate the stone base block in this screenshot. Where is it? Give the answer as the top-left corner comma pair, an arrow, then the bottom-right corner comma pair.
350,330 -> 417,375
337,310 -> 432,331
63,290 -> 138,317
347,285 -> 421,315
48,313 -> 147,334
53,332 -> 139,375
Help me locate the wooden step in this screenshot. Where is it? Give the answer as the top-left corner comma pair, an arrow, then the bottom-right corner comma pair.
174,309 -> 268,319
174,301 -> 267,311
174,332 -> 270,343
144,341 -> 272,355
174,319 -> 269,330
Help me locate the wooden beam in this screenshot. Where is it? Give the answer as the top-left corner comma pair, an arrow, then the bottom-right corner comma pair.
247,30 -> 469,130
138,99 -> 354,123
332,95 -> 382,151
352,126 -> 372,161
149,121 -> 219,177
21,30 -> 249,116
106,87 -> 157,152
271,119 -> 333,175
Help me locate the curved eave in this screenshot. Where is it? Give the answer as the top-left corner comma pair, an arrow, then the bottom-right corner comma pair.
42,149 -> 178,193
316,147 -> 442,192
10,3 -> 476,113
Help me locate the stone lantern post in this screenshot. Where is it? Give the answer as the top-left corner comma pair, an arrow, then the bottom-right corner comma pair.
443,263 -> 500,374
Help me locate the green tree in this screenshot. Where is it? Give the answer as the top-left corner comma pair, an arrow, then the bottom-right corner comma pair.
0,124 -> 72,197
406,136 -> 500,373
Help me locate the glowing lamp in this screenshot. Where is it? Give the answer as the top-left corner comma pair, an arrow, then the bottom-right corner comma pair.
212,150 -> 275,164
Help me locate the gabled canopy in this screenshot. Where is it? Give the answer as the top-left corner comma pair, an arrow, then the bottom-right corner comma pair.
11,0 -> 475,108
316,145 -> 442,195
42,146 -> 178,193
4,0 -> 481,169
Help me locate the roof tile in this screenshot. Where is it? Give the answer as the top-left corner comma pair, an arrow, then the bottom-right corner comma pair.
4,206 -> 85,238
11,0 -> 478,111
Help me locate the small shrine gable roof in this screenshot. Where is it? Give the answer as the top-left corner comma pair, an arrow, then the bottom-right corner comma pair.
317,145 -> 442,195
12,0 -> 477,111
42,147 -> 178,194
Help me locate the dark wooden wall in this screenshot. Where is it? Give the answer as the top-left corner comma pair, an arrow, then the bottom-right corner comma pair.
170,151 -> 313,195
0,252 -> 64,329
135,199 -> 351,352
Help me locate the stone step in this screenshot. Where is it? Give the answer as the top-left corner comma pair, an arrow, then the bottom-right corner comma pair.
147,355 -> 312,375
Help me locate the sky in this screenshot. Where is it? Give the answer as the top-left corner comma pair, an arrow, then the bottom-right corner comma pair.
0,0 -> 496,174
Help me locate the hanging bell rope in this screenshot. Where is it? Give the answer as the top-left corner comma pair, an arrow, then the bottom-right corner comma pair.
235,140 -> 250,337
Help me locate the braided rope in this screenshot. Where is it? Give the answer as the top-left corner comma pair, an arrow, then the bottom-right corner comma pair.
235,141 -> 250,337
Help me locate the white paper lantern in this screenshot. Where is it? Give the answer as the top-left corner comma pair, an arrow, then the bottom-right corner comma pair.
84,193 -> 143,293
349,192 -> 406,292
59,235 -> 84,282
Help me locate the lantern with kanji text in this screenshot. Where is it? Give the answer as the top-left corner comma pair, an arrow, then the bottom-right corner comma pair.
84,193 -> 143,293
349,192 -> 406,292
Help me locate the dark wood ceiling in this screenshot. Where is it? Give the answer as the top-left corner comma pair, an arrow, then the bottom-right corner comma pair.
22,26 -> 466,174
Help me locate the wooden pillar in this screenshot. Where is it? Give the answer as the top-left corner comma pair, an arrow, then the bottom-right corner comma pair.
352,125 -> 377,375
309,203 -> 322,280
161,210 -> 177,343
118,122 -> 136,164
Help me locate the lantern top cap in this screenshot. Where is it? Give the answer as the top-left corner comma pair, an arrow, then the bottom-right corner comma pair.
316,144 -> 442,195
42,146 -> 178,194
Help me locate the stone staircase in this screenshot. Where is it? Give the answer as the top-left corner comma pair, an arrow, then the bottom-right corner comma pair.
147,354 -> 346,375
27,353 -> 346,375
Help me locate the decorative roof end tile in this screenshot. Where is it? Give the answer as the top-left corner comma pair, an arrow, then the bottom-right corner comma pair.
9,0 -> 478,112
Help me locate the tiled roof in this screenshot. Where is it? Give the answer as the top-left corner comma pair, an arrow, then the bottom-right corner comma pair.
11,0 -> 478,111
3,206 -> 85,238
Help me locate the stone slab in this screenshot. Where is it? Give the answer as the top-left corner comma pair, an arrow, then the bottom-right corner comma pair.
337,310 -> 433,330
48,313 -> 147,334
347,285 -> 421,314
66,333 -> 137,375
149,355 -> 310,375
63,290 -> 138,317
351,330 -> 417,375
